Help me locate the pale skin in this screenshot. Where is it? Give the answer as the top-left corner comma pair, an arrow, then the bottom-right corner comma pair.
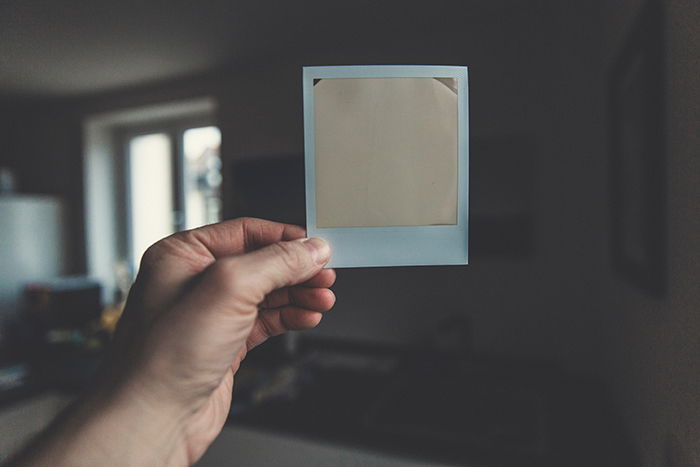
8,218 -> 336,466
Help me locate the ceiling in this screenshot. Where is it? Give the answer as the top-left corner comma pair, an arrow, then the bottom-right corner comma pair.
0,0 -> 535,97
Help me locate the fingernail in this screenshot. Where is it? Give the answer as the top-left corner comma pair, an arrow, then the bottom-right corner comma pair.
303,237 -> 331,265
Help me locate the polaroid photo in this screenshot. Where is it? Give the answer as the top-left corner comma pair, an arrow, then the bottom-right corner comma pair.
303,65 -> 469,268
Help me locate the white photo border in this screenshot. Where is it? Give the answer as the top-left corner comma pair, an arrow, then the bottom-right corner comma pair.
303,65 -> 469,268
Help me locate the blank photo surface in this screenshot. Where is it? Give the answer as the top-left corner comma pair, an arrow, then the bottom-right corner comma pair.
314,77 -> 458,228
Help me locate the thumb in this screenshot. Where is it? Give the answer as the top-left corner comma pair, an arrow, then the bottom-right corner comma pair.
232,237 -> 331,297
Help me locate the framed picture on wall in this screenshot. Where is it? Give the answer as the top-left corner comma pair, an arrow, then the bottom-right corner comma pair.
609,0 -> 666,297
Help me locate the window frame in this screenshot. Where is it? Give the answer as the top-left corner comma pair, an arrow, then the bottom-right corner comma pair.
117,115 -> 218,274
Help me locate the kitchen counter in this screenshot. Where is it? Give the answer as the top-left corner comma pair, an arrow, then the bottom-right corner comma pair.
227,338 -> 635,467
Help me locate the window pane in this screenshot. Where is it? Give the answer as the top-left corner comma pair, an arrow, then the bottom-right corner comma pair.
128,133 -> 174,271
183,126 -> 222,229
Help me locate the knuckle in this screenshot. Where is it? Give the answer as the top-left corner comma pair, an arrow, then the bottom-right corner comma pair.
138,230 -> 188,271
236,217 -> 258,232
176,229 -> 200,245
139,241 -> 165,270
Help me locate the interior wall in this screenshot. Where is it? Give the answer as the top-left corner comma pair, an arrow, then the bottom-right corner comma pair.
221,1 -> 610,376
3,0 -> 611,375
2,1 -> 619,378
598,0 -> 700,465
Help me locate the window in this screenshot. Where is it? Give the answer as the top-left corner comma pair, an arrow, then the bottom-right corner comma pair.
126,124 -> 222,273
182,126 -> 223,230
84,98 -> 220,302
128,133 -> 175,270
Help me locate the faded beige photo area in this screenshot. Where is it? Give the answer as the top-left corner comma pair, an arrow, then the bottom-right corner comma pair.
314,77 -> 458,228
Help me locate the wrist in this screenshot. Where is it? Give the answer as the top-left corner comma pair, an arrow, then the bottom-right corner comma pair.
85,379 -> 193,465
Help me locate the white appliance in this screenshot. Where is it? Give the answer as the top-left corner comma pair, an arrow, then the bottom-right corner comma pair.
0,195 -> 67,319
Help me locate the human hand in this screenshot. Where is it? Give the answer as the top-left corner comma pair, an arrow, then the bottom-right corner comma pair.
12,218 -> 334,466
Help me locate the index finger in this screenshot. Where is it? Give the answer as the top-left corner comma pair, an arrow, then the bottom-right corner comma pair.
187,217 -> 306,259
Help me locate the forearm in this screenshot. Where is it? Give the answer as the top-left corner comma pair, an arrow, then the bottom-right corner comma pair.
8,384 -> 190,467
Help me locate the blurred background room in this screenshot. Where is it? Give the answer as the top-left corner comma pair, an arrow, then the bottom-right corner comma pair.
0,0 -> 698,465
